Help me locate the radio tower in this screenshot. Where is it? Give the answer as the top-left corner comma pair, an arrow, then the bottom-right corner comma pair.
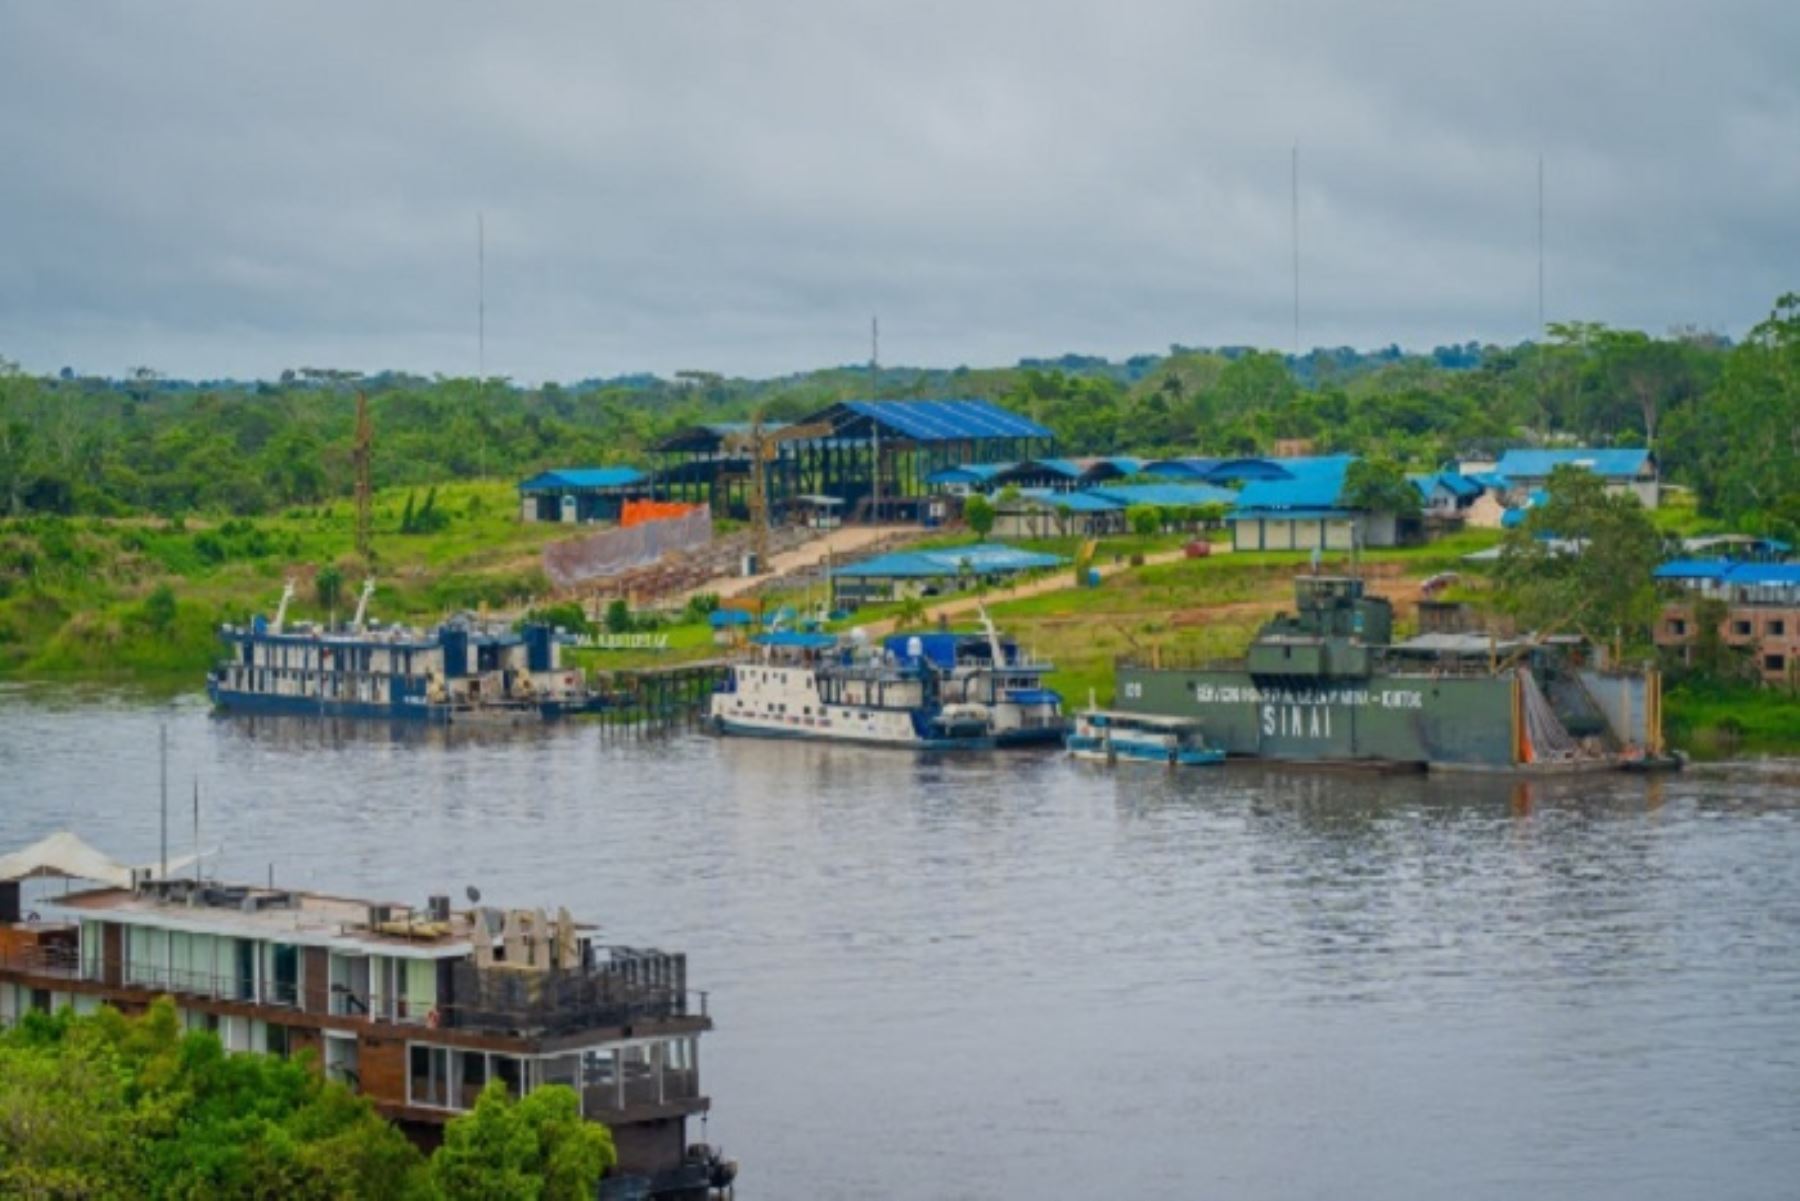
353,390 -> 374,564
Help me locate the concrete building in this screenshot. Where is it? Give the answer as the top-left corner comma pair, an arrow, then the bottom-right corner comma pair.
517,467 -> 649,523
991,490 -> 1125,539
829,543 -> 1066,608
1227,455 -> 1411,551
1654,560 -> 1799,687
1490,448 -> 1659,509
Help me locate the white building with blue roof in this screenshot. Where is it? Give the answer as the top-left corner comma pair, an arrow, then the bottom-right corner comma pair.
1488,448 -> 1659,509
1227,455 -> 1415,551
517,467 -> 649,523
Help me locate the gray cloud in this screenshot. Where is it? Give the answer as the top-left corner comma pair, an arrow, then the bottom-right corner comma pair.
1,0 -> 1796,381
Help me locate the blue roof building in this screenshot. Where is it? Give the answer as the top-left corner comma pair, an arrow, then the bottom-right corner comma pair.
1654,560 -> 1799,685
830,542 -> 1068,607
1227,456 -> 1419,551
651,398 -> 1054,523
1087,483 -> 1238,509
517,467 -> 650,524
1491,447 -> 1659,509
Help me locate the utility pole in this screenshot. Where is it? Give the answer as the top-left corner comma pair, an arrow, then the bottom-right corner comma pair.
159,724 -> 168,882
353,391 -> 374,564
1291,143 -> 1301,358
478,213 -> 486,385
1536,154 -> 1548,427
869,316 -> 881,523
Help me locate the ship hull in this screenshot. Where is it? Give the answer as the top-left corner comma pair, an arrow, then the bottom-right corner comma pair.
713,716 -> 993,751
208,681 -> 598,725
1114,666 -> 1522,770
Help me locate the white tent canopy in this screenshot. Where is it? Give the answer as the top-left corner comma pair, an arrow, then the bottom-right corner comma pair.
0,832 -> 198,888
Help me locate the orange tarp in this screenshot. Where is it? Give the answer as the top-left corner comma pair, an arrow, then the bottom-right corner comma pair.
620,500 -> 700,529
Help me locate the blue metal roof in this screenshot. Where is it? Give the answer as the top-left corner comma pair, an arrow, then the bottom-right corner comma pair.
1409,472 -> 1484,501
1090,483 -> 1238,508
1206,457 -> 1295,483
1143,458 -> 1223,479
1493,448 -> 1652,480
1017,489 -> 1123,513
752,632 -> 839,649
708,609 -> 754,627
838,399 -> 1052,442
1656,561 -> 1800,585
519,467 -> 647,491
834,542 -> 1068,579
925,462 -> 1015,486
1232,456 -> 1357,512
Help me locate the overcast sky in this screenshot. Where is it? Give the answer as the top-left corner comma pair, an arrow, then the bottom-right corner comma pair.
2,1 -> 1796,382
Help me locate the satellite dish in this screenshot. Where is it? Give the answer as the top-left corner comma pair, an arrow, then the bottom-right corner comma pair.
465,885 -> 482,904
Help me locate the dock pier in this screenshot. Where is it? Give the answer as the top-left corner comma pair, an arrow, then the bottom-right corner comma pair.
597,660 -> 730,732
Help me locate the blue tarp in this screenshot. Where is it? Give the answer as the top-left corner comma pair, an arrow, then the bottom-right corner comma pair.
708,609 -> 753,628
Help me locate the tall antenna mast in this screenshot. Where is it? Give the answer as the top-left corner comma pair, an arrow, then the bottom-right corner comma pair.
478,213 -> 486,383
353,390 -> 374,564
1291,143 -> 1301,357
869,315 -> 881,523
159,723 -> 168,881
1536,154 -> 1545,335
1536,154 -> 1547,427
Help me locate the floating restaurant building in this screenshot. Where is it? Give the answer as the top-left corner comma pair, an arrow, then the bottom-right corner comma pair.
0,834 -> 730,1197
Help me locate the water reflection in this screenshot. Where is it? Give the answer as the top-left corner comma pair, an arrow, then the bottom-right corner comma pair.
3,692 -> 1799,1201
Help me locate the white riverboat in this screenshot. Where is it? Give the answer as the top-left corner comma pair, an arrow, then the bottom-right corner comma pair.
1066,708 -> 1225,767
708,613 -> 1064,750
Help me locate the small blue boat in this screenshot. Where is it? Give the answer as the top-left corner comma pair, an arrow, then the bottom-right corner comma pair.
1067,707 -> 1225,767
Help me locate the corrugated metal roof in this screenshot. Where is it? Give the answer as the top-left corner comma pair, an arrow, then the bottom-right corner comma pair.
1143,457 -> 1224,479
519,467 -> 647,491
1232,455 -> 1357,511
1206,457 -> 1295,482
1656,561 -> 1800,585
836,399 -> 1053,442
833,542 -> 1068,579
1016,489 -> 1123,513
1089,483 -> 1238,508
925,462 -> 1016,485
1493,448 -> 1652,479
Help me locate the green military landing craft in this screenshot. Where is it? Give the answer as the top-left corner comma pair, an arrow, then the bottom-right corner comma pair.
1114,575 -> 1679,773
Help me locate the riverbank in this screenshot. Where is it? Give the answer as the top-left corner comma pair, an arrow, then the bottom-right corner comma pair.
0,481 -> 562,681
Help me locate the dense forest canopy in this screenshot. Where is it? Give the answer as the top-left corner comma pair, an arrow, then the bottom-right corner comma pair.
2,293 -> 1795,538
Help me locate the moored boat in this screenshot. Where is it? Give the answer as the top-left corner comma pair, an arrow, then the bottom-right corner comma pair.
708,610 -> 1064,750
208,580 -> 602,724
1067,708 -> 1225,766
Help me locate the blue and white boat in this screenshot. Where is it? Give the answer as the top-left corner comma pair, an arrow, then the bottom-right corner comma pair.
1067,707 -> 1225,766
708,610 -> 1064,750
207,581 -> 601,724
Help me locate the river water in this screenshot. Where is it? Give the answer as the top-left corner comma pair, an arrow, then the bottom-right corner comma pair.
4,684 -> 1799,1200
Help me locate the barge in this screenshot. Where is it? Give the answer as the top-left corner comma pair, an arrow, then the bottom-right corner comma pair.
208,581 -> 602,723
709,612 -> 1064,749
0,833 -> 734,1199
1115,574 -> 1674,773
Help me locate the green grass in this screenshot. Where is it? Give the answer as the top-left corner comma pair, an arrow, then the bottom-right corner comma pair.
0,480 -> 570,682
1665,680 -> 1800,758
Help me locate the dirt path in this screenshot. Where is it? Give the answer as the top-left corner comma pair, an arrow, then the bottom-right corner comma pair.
691,525 -> 918,604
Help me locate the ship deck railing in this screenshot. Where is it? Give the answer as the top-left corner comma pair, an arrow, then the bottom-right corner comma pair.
1115,654 -> 1250,672
1,944 -> 709,1037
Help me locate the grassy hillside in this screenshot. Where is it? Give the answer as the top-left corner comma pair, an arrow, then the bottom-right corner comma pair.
0,481 -> 564,681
